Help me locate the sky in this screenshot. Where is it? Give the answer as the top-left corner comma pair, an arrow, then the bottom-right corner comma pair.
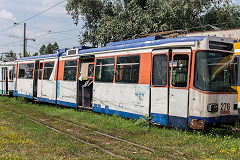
0,0 -> 239,57
0,0 -> 84,57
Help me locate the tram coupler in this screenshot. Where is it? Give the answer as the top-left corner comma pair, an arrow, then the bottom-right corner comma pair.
190,119 -> 204,130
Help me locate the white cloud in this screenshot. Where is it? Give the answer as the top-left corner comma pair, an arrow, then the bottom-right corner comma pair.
20,0 -> 68,17
0,0 -> 82,54
0,10 -> 17,21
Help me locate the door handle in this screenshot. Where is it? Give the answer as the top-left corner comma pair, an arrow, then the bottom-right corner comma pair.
171,94 -> 174,96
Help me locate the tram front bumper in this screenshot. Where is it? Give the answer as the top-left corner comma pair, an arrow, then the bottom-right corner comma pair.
189,115 -> 240,129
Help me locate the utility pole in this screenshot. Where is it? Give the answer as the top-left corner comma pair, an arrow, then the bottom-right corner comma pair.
23,23 -> 36,57
23,23 -> 26,57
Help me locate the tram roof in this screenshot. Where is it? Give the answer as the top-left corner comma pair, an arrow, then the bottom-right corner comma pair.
77,36 -> 207,55
18,36 -> 207,61
17,48 -> 68,61
17,53 -> 60,61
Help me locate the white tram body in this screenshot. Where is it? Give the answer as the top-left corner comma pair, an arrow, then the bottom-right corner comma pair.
11,36 -> 240,129
0,61 -> 15,96
234,42 -> 240,114
37,54 -> 59,104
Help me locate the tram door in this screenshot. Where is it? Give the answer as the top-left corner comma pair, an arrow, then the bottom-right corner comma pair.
151,49 -> 169,126
33,60 -> 39,99
2,67 -> 8,95
151,49 -> 191,129
168,49 -> 191,129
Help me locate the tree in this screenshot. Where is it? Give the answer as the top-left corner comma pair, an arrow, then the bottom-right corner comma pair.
18,53 -> 22,58
39,45 -> 47,55
52,42 -> 59,53
3,50 -> 17,61
25,52 -> 31,57
66,0 -> 240,46
39,42 -> 59,55
33,52 -> 38,56
46,43 -> 53,54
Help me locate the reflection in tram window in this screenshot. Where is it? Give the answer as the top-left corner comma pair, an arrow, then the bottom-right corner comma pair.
116,55 -> 140,83
18,64 -> 26,79
95,58 -> 115,82
38,63 -> 43,80
25,63 -> 34,79
171,54 -> 189,87
9,69 -> 13,80
63,60 -> 77,81
88,64 -> 94,78
43,62 -> 55,80
194,51 -> 236,92
152,54 -> 168,86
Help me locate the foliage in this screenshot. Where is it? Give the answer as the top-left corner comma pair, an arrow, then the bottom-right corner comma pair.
24,52 -> 31,57
39,44 -> 46,55
1,96 -> 240,159
66,0 -> 240,46
2,50 -> 17,61
39,42 -> 59,55
18,52 -> 30,58
52,42 -> 59,53
32,52 -> 38,56
134,115 -> 151,128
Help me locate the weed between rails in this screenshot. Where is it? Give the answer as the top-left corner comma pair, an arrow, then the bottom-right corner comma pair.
0,153 -> 21,160
0,111 -> 32,160
0,96 -> 240,159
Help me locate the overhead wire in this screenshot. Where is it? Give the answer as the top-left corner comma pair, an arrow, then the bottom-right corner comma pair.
30,28 -> 79,39
27,24 -> 51,32
0,28 -> 80,47
31,35 -> 79,46
0,0 -> 79,50
0,0 -> 67,33
0,33 -> 22,39
0,40 -> 23,47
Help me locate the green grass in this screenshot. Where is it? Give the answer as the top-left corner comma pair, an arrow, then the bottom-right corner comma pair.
0,96 -> 240,159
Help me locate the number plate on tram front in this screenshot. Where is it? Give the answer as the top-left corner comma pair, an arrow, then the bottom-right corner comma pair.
220,103 -> 230,114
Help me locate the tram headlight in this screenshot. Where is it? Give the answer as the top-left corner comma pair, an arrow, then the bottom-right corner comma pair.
207,103 -> 218,112
233,104 -> 238,110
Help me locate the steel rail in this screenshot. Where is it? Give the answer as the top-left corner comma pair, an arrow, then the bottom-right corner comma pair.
52,116 -> 156,152
5,109 -> 129,160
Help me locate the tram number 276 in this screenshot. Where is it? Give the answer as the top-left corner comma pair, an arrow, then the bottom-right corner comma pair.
221,103 -> 230,110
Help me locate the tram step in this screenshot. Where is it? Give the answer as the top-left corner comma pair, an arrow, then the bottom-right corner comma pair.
77,105 -> 92,110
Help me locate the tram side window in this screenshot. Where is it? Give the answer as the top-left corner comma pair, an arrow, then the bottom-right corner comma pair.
13,66 -> 15,78
2,68 -> 6,80
95,58 -> 115,82
152,54 -> 168,86
231,57 -> 238,88
25,63 -> 34,79
63,60 -> 77,81
9,69 -> 13,80
38,63 -> 43,79
18,64 -> 26,79
171,54 -> 189,87
115,55 -> 140,83
88,64 -> 94,78
43,62 -> 55,80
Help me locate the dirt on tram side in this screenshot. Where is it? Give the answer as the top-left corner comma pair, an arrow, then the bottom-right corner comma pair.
0,96 -> 240,160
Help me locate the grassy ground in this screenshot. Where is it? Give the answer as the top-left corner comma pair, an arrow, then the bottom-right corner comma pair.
0,96 -> 240,159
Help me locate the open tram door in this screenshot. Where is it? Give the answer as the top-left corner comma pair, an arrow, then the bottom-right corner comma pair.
76,56 -> 94,109
151,49 -> 191,129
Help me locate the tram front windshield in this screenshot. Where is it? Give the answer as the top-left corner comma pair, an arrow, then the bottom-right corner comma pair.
194,51 -> 237,92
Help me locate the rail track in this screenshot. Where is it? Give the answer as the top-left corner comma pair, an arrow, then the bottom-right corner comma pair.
1,105 -> 156,159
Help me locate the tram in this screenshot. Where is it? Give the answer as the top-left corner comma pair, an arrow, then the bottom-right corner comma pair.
1,35 -> 239,130
0,61 -> 15,96
234,41 -> 240,113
